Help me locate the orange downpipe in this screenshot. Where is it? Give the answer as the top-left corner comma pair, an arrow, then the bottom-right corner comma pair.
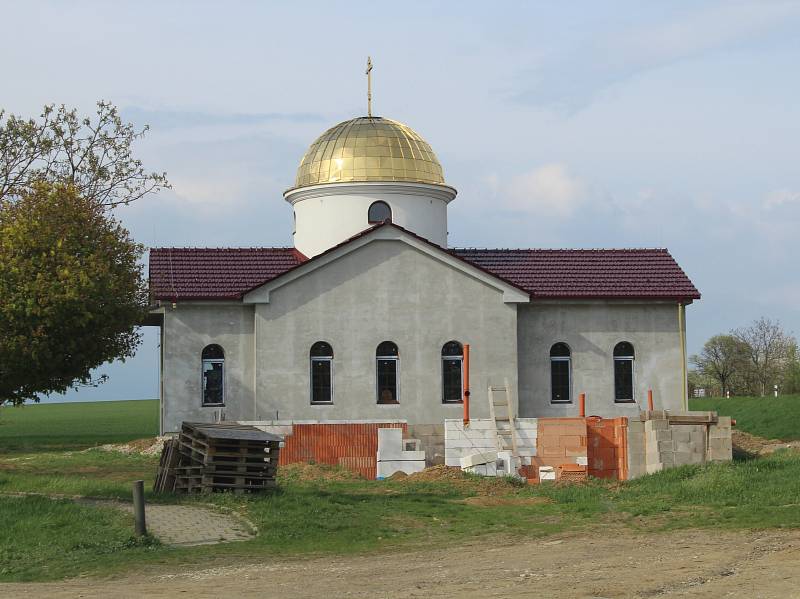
579,392 -> 586,417
647,389 -> 654,411
463,344 -> 470,426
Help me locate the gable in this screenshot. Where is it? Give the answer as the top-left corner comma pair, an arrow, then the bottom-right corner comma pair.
242,227 -> 530,304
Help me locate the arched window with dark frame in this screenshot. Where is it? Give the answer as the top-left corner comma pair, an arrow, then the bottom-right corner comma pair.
310,342 -> 334,404
368,201 -> 392,223
376,341 -> 399,404
613,342 -> 635,402
550,342 -> 571,403
441,341 -> 463,403
201,344 -> 225,406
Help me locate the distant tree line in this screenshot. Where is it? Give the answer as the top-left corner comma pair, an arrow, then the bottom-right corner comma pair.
690,317 -> 800,397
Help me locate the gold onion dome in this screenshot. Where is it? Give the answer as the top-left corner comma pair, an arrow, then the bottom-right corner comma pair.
293,116 -> 445,189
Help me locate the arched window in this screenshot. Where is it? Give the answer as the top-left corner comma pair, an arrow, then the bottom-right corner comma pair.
441,341 -> 463,403
310,342 -> 334,404
201,344 -> 225,406
368,201 -> 392,223
376,341 -> 399,404
550,342 -> 571,403
613,342 -> 635,402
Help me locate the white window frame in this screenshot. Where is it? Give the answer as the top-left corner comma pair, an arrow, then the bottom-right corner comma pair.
310,355 -> 334,405
441,355 -> 463,404
550,355 -> 572,404
201,357 -> 225,407
376,349 -> 400,404
613,345 -> 636,403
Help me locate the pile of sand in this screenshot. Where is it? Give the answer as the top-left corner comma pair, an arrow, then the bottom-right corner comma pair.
389,464 -> 526,495
732,430 -> 800,456
277,462 -> 365,483
96,436 -> 168,456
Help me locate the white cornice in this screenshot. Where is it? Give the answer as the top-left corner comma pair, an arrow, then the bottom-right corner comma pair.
284,181 -> 458,205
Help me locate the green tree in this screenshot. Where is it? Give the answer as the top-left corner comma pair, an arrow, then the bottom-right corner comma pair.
0,183 -> 147,405
734,317 -> 796,397
691,334 -> 748,397
0,101 -> 168,207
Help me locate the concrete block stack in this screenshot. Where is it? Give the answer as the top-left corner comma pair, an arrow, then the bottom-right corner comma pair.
707,416 -> 733,462
376,428 -> 426,479
408,423 -> 445,465
444,418 -> 538,469
631,411 -> 734,477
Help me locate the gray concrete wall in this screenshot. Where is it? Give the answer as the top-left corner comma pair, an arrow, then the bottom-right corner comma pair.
161,304 -> 255,432
252,239 -> 518,424
517,302 -> 686,419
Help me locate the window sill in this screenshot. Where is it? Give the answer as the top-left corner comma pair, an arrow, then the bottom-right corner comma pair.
550,401 -> 573,405
202,403 -> 225,408
311,402 -> 334,406
614,400 -> 636,404
377,401 -> 400,405
442,400 -> 464,405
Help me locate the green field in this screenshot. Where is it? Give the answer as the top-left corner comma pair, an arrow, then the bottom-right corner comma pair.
690,395 -> 800,441
1,398 -> 800,582
0,399 -> 158,452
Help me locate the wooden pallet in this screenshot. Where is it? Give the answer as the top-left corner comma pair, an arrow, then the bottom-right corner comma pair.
155,422 -> 283,494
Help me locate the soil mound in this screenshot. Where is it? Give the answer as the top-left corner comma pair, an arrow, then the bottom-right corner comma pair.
394,465 -> 525,495
732,430 -> 800,456
277,462 -> 365,483
95,437 -> 167,456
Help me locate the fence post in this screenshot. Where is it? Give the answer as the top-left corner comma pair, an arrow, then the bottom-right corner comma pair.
132,479 -> 146,537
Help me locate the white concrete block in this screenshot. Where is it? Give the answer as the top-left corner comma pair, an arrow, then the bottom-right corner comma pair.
460,451 -> 498,468
539,466 -> 556,481
377,449 -> 426,462
376,459 -> 425,479
465,462 -> 498,476
575,456 -> 588,466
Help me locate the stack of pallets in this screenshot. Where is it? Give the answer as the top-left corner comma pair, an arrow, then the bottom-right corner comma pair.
154,422 -> 282,494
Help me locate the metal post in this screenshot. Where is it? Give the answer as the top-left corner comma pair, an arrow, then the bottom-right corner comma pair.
579,393 -> 586,417
648,389 -> 654,411
132,480 -> 146,537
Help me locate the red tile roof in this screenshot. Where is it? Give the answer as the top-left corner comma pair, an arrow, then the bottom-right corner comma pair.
149,247 -> 303,301
451,248 -> 700,300
149,225 -> 699,302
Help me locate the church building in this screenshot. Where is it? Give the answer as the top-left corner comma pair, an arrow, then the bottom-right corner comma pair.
147,112 -> 700,438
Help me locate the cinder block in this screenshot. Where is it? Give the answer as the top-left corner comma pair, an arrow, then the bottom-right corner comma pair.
466,462 -> 498,476
460,451 -> 498,468
645,419 -> 670,431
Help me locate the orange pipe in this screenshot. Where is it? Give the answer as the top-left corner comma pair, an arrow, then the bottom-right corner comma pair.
647,389 -> 654,411
579,392 -> 586,417
463,344 -> 470,426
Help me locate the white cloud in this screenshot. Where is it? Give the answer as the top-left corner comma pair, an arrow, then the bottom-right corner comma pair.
504,163 -> 585,218
763,189 -> 800,210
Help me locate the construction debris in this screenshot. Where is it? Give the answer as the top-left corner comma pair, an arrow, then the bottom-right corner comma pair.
154,422 -> 281,494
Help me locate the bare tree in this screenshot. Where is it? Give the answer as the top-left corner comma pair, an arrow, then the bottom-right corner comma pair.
0,101 -> 168,208
733,317 -> 796,397
691,334 -> 748,397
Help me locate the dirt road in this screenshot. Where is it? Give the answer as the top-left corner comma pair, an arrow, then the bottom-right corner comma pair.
5,528 -> 800,598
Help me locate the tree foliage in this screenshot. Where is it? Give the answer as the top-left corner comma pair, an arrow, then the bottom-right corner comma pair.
733,317 -> 796,397
0,101 -> 168,208
0,183 -> 147,405
694,318 -> 799,397
691,334 -> 749,397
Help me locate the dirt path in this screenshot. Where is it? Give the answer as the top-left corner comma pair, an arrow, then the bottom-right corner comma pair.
4,527 -> 800,598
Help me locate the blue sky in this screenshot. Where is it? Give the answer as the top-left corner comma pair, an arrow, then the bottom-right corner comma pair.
3,1 -> 799,401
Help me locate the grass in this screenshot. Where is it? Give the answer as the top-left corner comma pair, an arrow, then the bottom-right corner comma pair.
1,398 -> 800,582
0,399 -> 158,452
690,394 -> 800,441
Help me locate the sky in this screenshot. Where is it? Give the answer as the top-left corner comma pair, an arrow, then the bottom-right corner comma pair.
2,1 -> 799,402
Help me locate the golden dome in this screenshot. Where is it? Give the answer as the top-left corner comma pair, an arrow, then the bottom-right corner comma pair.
293,116 -> 445,189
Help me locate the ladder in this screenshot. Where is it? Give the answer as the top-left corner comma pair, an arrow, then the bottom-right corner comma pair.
488,378 -> 518,457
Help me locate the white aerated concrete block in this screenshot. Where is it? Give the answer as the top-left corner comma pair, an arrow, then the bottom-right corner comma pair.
539,466 -> 556,481
460,451 -> 498,468
575,456 -> 588,466
465,462 -> 498,476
